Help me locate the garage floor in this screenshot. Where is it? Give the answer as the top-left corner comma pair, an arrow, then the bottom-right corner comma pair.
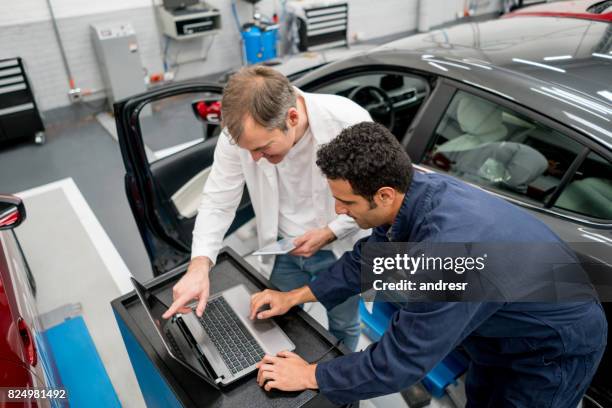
0,116 -> 152,281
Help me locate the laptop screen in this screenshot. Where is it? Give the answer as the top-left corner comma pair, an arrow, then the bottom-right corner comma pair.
131,277 -> 171,326
130,277 -> 218,387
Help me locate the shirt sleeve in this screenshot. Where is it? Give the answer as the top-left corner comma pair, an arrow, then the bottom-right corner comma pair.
308,226 -> 388,310
315,301 -> 501,404
191,134 -> 246,264
327,214 -> 360,240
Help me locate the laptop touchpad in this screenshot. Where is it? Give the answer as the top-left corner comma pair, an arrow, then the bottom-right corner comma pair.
224,285 -> 295,355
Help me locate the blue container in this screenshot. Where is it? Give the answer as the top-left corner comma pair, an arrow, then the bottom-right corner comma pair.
359,300 -> 397,341
241,24 -> 278,65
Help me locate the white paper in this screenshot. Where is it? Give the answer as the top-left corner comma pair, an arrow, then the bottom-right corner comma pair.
252,237 -> 296,256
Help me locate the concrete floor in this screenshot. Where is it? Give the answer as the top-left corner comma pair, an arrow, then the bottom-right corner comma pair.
0,116 -> 153,282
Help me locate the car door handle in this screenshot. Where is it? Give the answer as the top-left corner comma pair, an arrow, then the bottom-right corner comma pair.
17,317 -> 37,366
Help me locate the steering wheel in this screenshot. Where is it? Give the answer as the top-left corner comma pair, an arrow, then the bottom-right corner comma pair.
348,85 -> 396,131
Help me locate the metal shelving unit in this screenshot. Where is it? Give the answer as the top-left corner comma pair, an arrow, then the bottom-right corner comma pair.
294,1 -> 349,51
0,57 -> 45,146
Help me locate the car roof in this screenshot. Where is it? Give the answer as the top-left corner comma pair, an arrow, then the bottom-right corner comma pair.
505,0 -> 612,22
377,16 -> 611,100
299,15 -> 612,149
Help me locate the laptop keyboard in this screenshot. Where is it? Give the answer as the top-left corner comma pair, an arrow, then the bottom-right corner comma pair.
198,296 -> 265,374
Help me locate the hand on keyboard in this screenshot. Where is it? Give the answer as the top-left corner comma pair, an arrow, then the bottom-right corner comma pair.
256,351 -> 318,392
249,289 -> 294,320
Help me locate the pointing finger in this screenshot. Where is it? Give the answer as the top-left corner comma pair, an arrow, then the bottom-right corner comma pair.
162,294 -> 191,319
195,295 -> 208,317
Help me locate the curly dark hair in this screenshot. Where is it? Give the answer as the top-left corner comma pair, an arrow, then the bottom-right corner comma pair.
316,122 -> 413,202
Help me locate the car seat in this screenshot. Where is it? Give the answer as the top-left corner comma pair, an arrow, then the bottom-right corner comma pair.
450,141 -> 548,193
433,95 -> 547,193
437,95 -> 508,153
556,178 -> 612,219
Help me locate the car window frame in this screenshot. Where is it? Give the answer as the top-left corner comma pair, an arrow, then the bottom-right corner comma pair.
549,148 -> 612,224
299,64 -> 436,143
411,78 -> 612,227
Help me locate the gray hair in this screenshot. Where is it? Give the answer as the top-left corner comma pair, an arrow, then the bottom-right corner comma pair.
221,66 -> 296,143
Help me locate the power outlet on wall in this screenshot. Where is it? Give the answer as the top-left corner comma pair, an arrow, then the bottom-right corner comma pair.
68,88 -> 82,103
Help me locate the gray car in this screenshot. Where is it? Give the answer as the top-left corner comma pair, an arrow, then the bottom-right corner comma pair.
115,11 -> 612,407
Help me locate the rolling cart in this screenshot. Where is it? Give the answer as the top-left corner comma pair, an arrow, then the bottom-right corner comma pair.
112,248 -> 357,407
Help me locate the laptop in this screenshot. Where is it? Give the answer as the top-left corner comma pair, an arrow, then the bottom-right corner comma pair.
131,277 -> 295,386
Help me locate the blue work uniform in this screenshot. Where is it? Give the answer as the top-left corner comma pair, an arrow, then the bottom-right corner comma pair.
309,171 -> 607,407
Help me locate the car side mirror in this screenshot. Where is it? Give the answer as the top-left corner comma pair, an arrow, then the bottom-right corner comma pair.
0,195 -> 26,231
191,99 -> 222,125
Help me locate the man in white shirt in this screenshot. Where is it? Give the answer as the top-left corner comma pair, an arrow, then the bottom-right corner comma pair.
162,66 -> 371,350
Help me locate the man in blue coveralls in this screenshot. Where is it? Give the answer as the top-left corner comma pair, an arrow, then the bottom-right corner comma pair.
250,122 -> 608,407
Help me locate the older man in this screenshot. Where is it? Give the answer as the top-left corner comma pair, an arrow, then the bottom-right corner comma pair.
162,66 -> 371,350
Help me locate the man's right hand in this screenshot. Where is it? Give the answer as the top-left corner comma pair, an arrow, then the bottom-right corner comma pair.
249,286 -> 317,320
249,289 -> 295,320
162,256 -> 211,319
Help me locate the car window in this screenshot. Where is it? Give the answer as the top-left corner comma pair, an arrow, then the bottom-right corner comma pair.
312,72 -> 429,139
138,92 -> 220,164
137,92 -> 222,220
424,90 -> 583,204
555,151 -> 612,220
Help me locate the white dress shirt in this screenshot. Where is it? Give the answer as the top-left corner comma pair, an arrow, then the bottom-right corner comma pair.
277,127 -> 319,238
191,87 -> 372,272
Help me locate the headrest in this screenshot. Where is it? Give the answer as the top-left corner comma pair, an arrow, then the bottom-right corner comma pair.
457,96 -> 507,137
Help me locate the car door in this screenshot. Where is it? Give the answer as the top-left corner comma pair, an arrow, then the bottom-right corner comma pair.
115,83 -> 253,276
0,228 -> 63,398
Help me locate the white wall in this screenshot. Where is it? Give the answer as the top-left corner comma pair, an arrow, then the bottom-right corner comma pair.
0,5 -> 165,111
0,0 -> 153,26
0,0 -> 493,113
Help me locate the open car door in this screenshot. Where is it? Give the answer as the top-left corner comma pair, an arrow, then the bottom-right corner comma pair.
114,83 -> 253,276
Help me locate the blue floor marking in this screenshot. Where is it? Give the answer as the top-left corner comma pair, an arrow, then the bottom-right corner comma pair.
114,310 -> 182,408
44,316 -> 120,407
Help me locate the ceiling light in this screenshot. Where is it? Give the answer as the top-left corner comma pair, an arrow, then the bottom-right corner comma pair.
597,90 -> 612,102
512,58 -> 566,73
543,55 -> 572,61
428,62 -> 448,71
592,53 -> 612,60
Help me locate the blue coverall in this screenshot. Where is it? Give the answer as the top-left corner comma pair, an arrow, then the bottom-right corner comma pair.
309,171 -> 607,407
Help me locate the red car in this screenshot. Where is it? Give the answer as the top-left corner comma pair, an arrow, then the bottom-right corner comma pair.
0,195 -> 62,407
505,0 -> 612,22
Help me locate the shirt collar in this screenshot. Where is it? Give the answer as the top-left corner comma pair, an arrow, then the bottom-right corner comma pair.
294,87 -> 329,145
387,171 -> 431,242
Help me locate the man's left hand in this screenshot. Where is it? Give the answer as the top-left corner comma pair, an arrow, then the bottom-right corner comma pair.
291,227 -> 335,257
256,351 -> 318,391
